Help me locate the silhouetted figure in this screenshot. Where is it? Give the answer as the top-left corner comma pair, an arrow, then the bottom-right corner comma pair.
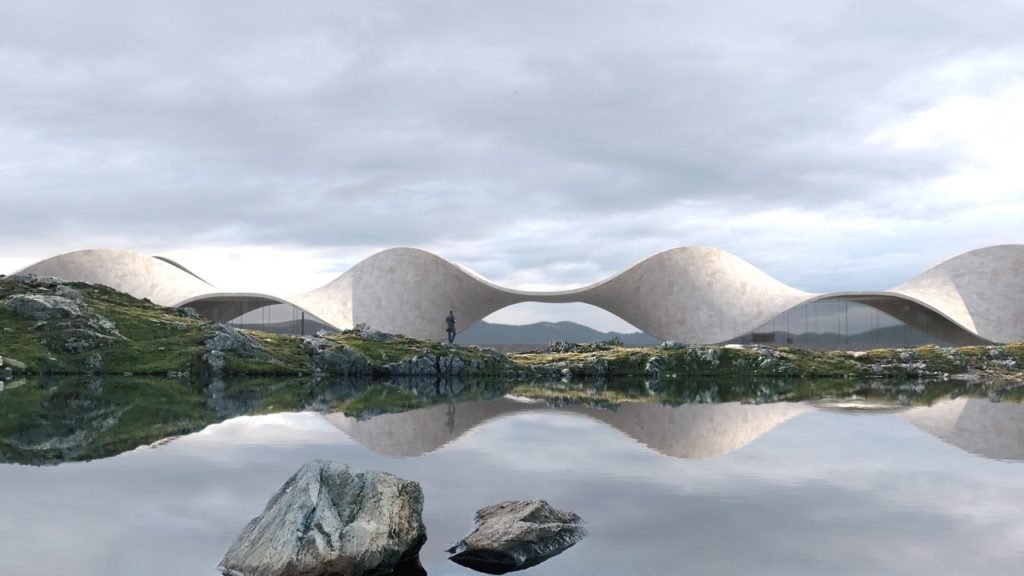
446,309 -> 456,344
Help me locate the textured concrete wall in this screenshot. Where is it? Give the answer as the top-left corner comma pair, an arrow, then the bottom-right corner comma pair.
15,249 -> 213,306
892,245 -> 1024,344
12,245 -> 1024,344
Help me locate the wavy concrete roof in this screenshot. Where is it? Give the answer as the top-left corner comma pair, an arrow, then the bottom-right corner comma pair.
13,249 -> 214,306
12,244 -> 1024,344
323,398 -> 813,459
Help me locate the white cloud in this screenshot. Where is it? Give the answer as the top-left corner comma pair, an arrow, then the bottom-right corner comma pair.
2,0 -> 1023,330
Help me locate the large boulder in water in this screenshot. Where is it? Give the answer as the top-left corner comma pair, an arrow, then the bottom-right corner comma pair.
447,500 -> 586,574
218,460 -> 427,576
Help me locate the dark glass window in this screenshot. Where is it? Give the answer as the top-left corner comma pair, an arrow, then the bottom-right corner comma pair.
722,295 -> 989,350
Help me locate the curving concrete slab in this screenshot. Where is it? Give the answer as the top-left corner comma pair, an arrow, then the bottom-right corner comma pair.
892,245 -> 1024,345
12,244 -> 1024,344
13,249 -> 213,307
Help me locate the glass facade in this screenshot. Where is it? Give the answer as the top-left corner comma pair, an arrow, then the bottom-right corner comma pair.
226,303 -> 332,336
723,295 -> 989,350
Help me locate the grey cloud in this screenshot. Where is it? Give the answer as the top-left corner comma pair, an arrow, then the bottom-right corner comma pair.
2,0 -> 1022,304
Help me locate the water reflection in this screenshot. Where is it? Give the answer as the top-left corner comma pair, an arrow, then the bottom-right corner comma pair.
325,399 -> 813,458
0,402 -> 1023,576
903,398 -> 1024,461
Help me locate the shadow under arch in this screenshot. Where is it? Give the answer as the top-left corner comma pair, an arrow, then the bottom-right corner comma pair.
723,292 -> 992,350
175,292 -> 333,335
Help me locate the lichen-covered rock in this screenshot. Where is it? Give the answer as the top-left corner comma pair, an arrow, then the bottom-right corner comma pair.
204,350 -> 226,377
547,340 -> 578,353
447,500 -> 586,574
438,354 -> 464,376
385,354 -> 436,376
219,460 -> 427,576
2,293 -> 82,320
54,284 -> 83,301
205,325 -> 265,356
354,323 -> 398,342
302,337 -> 373,376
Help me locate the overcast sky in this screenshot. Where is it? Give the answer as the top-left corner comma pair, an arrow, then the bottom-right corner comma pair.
2,0 -> 1023,331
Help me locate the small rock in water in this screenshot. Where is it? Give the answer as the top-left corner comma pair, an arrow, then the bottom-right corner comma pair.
218,460 -> 427,576
447,499 -> 586,574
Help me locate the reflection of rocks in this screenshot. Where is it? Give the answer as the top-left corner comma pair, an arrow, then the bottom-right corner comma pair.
324,398 -> 812,459
902,398 -> 1024,461
447,500 -> 586,574
219,460 -> 426,576
0,378 -> 27,392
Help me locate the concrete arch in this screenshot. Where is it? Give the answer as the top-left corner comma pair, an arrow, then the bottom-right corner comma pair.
13,244 -> 1024,345
285,246 -> 814,343
176,292 -> 323,326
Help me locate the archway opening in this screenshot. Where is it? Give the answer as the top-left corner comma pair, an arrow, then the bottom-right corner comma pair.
226,303 -> 333,336
721,295 -> 990,350
458,302 -> 657,351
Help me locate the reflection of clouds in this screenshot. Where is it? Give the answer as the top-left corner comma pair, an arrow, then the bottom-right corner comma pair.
325,399 -> 811,459
1,407 -> 1022,576
184,412 -> 350,446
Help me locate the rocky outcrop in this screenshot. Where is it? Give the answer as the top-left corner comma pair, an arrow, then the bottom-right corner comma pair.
447,500 -> 586,574
302,336 -> 373,377
203,325 -> 271,378
352,323 -> 397,342
2,284 -> 125,356
219,460 -> 427,576
2,293 -> 82,320
205,325 -> 265,356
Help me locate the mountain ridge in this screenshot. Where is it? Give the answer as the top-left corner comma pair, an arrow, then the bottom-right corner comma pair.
457,320 -> 659,347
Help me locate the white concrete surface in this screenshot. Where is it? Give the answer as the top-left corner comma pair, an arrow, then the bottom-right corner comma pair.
11,245 -> 1024,344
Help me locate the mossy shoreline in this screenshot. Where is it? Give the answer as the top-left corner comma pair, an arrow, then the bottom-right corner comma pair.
2,274 -> 1023,465
3,274 -> 1023,384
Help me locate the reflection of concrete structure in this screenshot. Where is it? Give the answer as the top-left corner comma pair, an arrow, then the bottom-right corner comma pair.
327,397 -> 1024,461
14,245 -> 1024,347
902,398 -> 1024,461
323,398 -> 812,459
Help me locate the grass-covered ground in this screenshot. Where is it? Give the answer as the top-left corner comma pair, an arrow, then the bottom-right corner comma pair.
2,274 -> 1023,465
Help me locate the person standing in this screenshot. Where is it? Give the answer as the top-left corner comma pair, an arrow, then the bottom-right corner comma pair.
445,309 -> 456,344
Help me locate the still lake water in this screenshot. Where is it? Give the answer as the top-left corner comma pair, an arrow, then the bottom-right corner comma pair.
1,396 -> 1022,575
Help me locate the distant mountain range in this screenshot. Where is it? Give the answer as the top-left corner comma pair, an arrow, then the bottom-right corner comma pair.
457,320 -> 660,348
227,317 -> 660,349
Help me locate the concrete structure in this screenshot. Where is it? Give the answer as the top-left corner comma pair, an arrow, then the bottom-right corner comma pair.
12,245 -> 1024,347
